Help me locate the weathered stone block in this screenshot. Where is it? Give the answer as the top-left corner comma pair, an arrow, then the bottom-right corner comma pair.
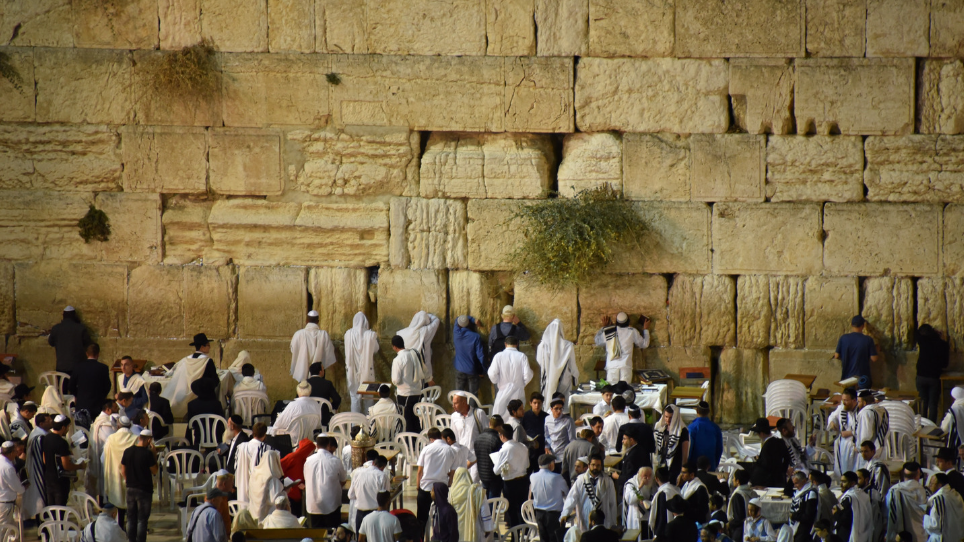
420,133 -> 554,199
389,198 -> 467,270
0,48 -> 34,122
805,277 -> 858,350
535,0 -> 588,56
122,126 -> 207,194
35,48 -> 132,125
308,267 -> 370,340
622,133 -> 690,201
862,276 -> 915,350
866,0 -> 928,57
366,0 -> 486,55
946,205 -> 964,277
575,58 -> 729,133
0,263 -> 13,335
824,203 -> 942,276
466,199 -> 527,271
930,1 -> 964,57
946,278 -> 964,352
668,274 -> 736,347
737,275 -> 805,349
238,266 -> 305,339
221,53 -> 329,127
728,59 -> 794,135
223,339 -> 300,403
486,0 -> 536,55
919,60 -> 964,135
766,136 -> 864,202
805,0 -> 865,56
642,346 -> 711,385
0,124 -> 122,192
504,56 -> 575,133
315,0 -> 367,53
578,274 -> 667,347
513,276 -> 578,343
184,265 -> 236,339
587,0 -> 674,57
105,338 -> 223,369
158,0 -> 201,49
448,270 -> 512,337
94,192 -> 163,264
209,129 -> 282,196
917,277 -> 947,334
716,348 -> 766,424
15,261 -> 128,338
129,266 -> 185,338
768,349 -> 838,391
0,0 -> 73,47
865,136 -> 964,202
72,0 -> 159,49
611,202 -> 711,274
6,336 -> 57,389
268,0 -> 314,52
713,203 -> 823,275
289,127 -> 419,197
795,58 -> 915,136
557,133 -> 622,198
676,0 -> 804,57
200,0 -> 267,52
690,134 -> 765,202
131,50 -> 222,127
161,199 -> 215,265
376,268 -> 448,339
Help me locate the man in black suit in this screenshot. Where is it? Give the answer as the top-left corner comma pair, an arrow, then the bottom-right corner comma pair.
47,306 -> 92,384
148,382 -> 174,439
307,362 -> 341,425
615,406 -> 654,454
612,424 -> 650,496
749,418 -> 792,488
220,415 -> 250,475
696,456 -> 727,497
68,343 -> 111,426
662,495 -> 698,542
935,447 -> 964,495
185,378 -> 225,448
580,510 -> 619,542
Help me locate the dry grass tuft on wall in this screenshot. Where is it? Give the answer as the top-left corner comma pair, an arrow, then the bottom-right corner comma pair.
0,51 -> 23,93
78,205 -> 111,243
149,40 -> 220,99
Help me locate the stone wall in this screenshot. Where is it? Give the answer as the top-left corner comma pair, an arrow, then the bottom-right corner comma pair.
2,0 -> 963,423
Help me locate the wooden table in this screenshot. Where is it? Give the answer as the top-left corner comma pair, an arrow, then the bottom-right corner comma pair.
621,529 -> 640,542
784,374 -> 817,390
940,372 -> 964,416
244,528 -> 327,540
670,386 -> 705,402
914,426 -> 947,463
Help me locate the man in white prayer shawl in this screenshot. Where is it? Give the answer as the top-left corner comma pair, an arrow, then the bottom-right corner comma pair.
262,495 -> 304,529
833,471 -> 872,542
855,390 -> 888,469
923,472 -> 964,542
593,312 -> 650,384
622,466 -> 655,532
290,310 -> 337,383
249,451 -> 287,523
397,311 -> 441,386
236,422 -> 274,504
346,312 -> 380,413
85,399 -> 118,497
115,356 -> 147,413
23,413 -> 51,519
940,385 -> 964,449
560,454 -> 617,532
536,319 -> 579,402
885,461 -> 928,542
161,333 -> 219,419
487,335 -> 533,421
103,416 -> 138,511
228,350 -> 262,385
269,380 -> 323,446
80,503 -> 127,542
826,388 -> 859,480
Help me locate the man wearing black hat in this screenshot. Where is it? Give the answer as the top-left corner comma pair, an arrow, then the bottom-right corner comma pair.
834,316 -> 879,390
610,424 -> 650,497
934,447 -> 964,496
68,343 -> 112,427
662,495 -> 698,542
185,378 -> 226,447
47,306 -> 93,383
160,333 -> 219,420
749,418 -> 792,488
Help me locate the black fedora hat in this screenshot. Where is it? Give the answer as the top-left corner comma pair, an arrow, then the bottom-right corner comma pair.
189,333 -> 211,347
749,417 -> 771,433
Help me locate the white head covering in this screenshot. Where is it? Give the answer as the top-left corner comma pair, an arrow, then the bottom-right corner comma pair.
749,498 -> 761,507
64,306 -> 75,312
616,312 -> 629,324
296,380 -> 311,397
54,415 -> 68,424
248,450 -> 284,521
307,310 -> 319,317
274,495 -> 288,506
345,312 -> 378,395
229,350 -> 252,371
119,416 -> 131,428
536,319 -> 575,400
502,305 -> 515,316
397,311 -> 430,352
952,386 -> 964,407
654,404 -> 684,459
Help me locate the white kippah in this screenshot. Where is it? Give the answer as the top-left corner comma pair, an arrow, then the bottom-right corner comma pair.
307,310 -> 319,317
1,441 -> 15,451
64,306 -> 75,312
274,495 -> 287,506
453,391 -> 469,398
54,415 -> 68,423
749,498 -> 761,506
119,416 -> 131,427
215,469 -> 230,477
952,386 -> 964,400
576,456 -> 589,464
616,312 -> 629,324
139,430 -> 152,438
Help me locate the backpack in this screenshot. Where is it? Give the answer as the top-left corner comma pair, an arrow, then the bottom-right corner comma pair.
488,324 -> 517,362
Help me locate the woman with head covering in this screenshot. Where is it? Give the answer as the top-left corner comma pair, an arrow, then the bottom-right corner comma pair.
231,507 -> 259,534
281,439 -> 315,514
396,311 -> 441,386
345,312 -> 380,413
248,450 -> 286,522
536,319 -> 579,401
653,405 -> 689,481
448,467 -> 487,542
430,482 -> 460,542
941,386 -> 964,449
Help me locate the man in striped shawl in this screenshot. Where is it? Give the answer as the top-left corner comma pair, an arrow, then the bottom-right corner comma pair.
832,471 -> 872,542
923,472 -> 964,542
855,391 -> 888,470
22,413 -> 51,520
885,462 -> 927,542
788,471 -> 819,542
648,467 -> 680,541
827,388 -> 859,479
939,386 -> 964,450
857,440 -> 891,542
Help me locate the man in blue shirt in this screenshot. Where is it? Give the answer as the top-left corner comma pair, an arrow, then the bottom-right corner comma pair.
686,401 -> 723,471
530,454 -> 569,542
453,315 -> 486,396
834,315 -> 879,389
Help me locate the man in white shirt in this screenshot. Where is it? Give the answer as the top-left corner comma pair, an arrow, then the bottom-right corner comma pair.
442,428 -> 475,472
269,380 -> 323,446
601,396 -> 629,454
290,310 -> 336,383
0,441 -> 24,525
358,491 -> 402,542
593,312 -> 650,383
451,392 -> 489,453
530,453 -> 569,542
349,455 -> 391,532
593,386 -> 614,417
487,336 -> 533,420
391,335 -> 425,434
493,425 -> 530,529
304,435 -> 348,529
416,427 -> 456,532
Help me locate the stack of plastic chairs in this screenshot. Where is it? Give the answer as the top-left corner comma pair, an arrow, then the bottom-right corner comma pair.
763,379 -> 808,433
879,400 -> 918,461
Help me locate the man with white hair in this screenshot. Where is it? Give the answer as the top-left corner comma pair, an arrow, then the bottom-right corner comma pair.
270,380 -> 323,446
80,502 -> 127,542
290,310 -> 336,383
941,385 -> 964,449
487,335 -> 533,420
489,305 -> 531,363
593,313 -> 649,383
0,441 -> 25,525
261,495 -> 304,529
103,415 -> 137,517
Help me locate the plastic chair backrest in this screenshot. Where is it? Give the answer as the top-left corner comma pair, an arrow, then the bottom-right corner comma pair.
232,392 -> 269,427
434,413 -> 453,430
329,412 -> 369,438
188,414 -> 228,449
228,500 -> 243,517
395,432 -> 429,464
420,386 -> 442,403
38,520 -> 80,542
165,448 -> 205,483
0,523 -> 18,542
369,413 -> 406,443
414,402 -> 445,430
521,500 -> 537,526
68,491 -> 98,526
39,371 -> 70,392
308,397 -> 334,425
484,497 -> 509,530
504,524 -> 539,542
40,506 -> 82,525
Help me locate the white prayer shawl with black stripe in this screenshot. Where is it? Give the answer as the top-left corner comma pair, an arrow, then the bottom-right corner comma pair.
235,439 -> 271,503
783,436 -> 811,474
536,319 -> 579,400
561,472 -> 618,531
827,405 -> 858,477
885,479 -> 927,542
866,460 -> 892,503
839,487 -> 873,542
648,482 -> 680,535
855,405 -> 887,469
22,426 -> 47,517
788,482 -> 818,536
728,483 -> 756,523
653,405 -> 683,469
940,402 -> 964,449
923,484 -> 964,542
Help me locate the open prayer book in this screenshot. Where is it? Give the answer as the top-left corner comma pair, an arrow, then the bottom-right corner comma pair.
71,429 -> 87,446
12,427 -> 26,440
283,477 -> 302,490
836,376 -> 859,387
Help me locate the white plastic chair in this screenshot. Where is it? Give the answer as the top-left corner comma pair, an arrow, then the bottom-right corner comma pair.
395,432 -> 429,487
880,401 -> 918,460
483,497 -> 509,534
164,448 -> 205,509
414,402 -> 445,431
232,391 -> 269,427
521,499 -> 537,526
420,386 -> 442,403
38,520 -> 80,542
188,414 -> 228,450
0,523 -> 18,542
276,413 -> 322,447
40,506 -> 82,526
68,491 -> 98,526
147,410 -> 170,437
308,397 -> 334,429
503,524 -> 539,542
228,500 -> 243,517
369,413 -> 406,443
39,371 -> 70,392
329,412 -> 369,439
447,390 -> 493,415
434,413 -> 453,430
179,492 -> 205,535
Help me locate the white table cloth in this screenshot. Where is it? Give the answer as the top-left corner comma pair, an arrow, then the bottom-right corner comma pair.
568,384 -> 668,415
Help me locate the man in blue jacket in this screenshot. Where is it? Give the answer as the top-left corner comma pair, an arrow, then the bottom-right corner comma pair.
686,401 -> 723,472
453,315 -> 486,396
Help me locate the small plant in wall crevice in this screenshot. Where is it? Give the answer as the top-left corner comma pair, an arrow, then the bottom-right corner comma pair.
0,51 -> 23,93
149,40 -> 220,99
78,205 -> 111,243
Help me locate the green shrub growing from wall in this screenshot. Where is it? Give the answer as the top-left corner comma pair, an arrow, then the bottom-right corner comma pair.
78,205 -> 111,243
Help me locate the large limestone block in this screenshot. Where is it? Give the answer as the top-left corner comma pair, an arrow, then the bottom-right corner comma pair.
209,129 -> 282,196
919,60 -> 964,135
129,265 -> 185,338
575,58 -> 729,133
805,277 -> 859,350
675,0 -> 804,57
947,205 -> 964,277
866,0 -> 928,57
737,275 -> 805,349
376,269 -> 448,339
0,47 -> 34,122
578,274 -> 667,347
946,278 -> 964,352
184,265 -> 236,339
389,198 -> 467,270
712,203 -> 823,275
668,275 -> 736,347
0,0 -> 73,47
6,336 -> 57,389
448,270 -> 512,338
622,134 -> 690,201
557,133 -> 622,198
93,193 -> 163,264
641,347 -> 711,385
200,0 -> 268,52
930,1 -> 964,57
486,0 -> 536,56
917,277 -> 947,334
824,203 -> 942,276
587,0 -> 674,57
768,349 -> 837,391
221,53 -> 329,127
690,134 -> 765,202
862,276 -> 915,350
161,199 -> 215,265
504,56 -> 575,133
513,277 -> 578,343
0,124 -> 122,192
315,0 -> 367,53
205,200 -> 390,267
289,127 -> 419,197
716,348 -> 766,424
804,0 -> 865,56
611,202 -> 711,274
15,261 -> 128,338
535,0 -> 588,56
131,50 -> 222,127
104,338 -> 223,369
864,136 -> 964,202
34,48 -> 132,125
420,133 -> 554,199
0,263 -> 12,335
121,126 -> 207,194
728,59 -> 794,135
158,0 -> 201,49
238,267 -> 306,339
366,0 -> 486,55
223,339 -> 302,403
466,199 -> 526,271
795,59 -> 914,136
71,0 -> 159,49
308,267 -> 370,339
766,136 -> 864,202
268,0 -> 314,53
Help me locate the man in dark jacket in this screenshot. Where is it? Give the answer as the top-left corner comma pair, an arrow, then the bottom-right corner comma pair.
612,424 -> 650,496
750,418 -> 792,488
474,415 -> 505,498
148,382 -> 174,439
185,378 -> 225,448
47,306 -> 93,381
662,495 -> 698,542
453,315 -> 486,396
488,306 -> 530,362
221,414 -> 250,475
581,510 -> 619,542
68,343 -> 111,424
307,362 -> 341,425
